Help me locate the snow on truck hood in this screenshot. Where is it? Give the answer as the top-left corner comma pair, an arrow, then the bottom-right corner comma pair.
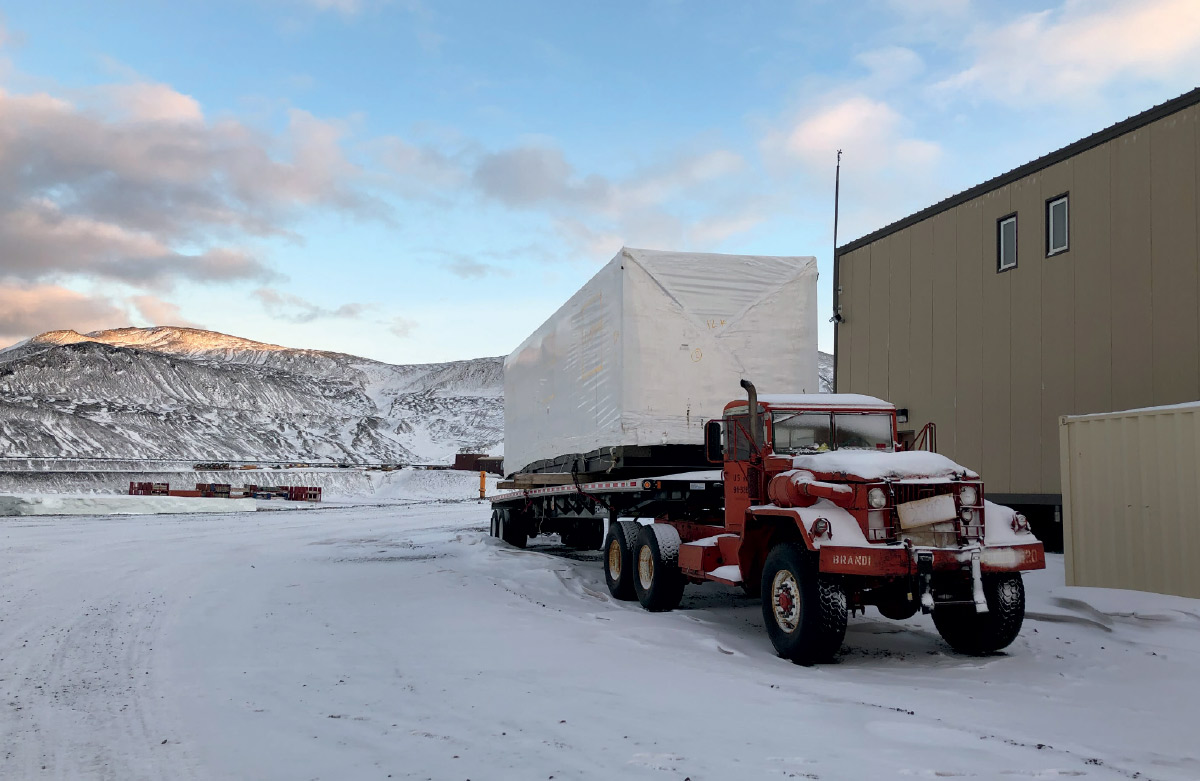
790,450 -> 979,481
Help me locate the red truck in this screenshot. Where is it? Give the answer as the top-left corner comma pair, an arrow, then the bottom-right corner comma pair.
490,381 -> 1045,664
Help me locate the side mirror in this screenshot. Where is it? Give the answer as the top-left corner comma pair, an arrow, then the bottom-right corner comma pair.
705,419 -> 724,463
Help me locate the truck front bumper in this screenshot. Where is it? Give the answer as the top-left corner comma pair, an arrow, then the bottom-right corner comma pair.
819,542 -> 1045,577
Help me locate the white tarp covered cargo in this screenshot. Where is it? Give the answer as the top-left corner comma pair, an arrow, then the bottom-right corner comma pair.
504,247 -> 818,473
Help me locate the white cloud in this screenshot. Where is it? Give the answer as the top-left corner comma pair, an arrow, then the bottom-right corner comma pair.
855,46 -> 925,85
129,295 -> 200,328
101,82 -> 203,123
375,136 -> 467,196
253,287 -> 366,323
466,143 -> 752,258
388,316 -> 417,338
472,145 -> 613,209
622,150 -> 744,209
445,256 -> 503,279
687,211 -> 768,246
0,79 -> 385,294
0,284 -> 130,344
939,0 -> 1200,103
772,95 -> 941,173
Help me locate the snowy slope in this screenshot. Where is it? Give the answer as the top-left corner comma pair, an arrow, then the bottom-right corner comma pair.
0,327 -> 502,464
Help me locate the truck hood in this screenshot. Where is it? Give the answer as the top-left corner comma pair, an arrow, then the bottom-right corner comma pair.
790,451 -> 979,482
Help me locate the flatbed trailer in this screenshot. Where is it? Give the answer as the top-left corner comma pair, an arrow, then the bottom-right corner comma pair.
489,469 -> 724,550
491,381 -> 1045,664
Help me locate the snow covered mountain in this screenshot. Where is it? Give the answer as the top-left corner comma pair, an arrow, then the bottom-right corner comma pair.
0,327 -> 503,464
0,326 -> 834,464
818,351 -> 834,394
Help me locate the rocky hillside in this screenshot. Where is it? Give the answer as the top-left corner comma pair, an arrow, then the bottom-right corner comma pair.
0,328 -> 503,464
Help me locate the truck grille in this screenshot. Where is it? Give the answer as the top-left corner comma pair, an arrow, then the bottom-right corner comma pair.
888,483 -> 984,545
892,483 -> 951,504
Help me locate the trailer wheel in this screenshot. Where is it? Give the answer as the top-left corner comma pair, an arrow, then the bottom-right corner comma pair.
932,573 -> 1025,655
490,508 -> 500,538
499,508 -> 528,549
760,542 -> 847,664
603,520 -> 640,601
633,524 -> 686,612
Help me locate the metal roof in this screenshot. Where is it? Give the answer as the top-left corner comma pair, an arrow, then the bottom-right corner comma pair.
836,86 -> 1200,256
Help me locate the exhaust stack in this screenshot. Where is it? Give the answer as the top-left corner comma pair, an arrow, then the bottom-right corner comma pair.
740,378 -> 761,452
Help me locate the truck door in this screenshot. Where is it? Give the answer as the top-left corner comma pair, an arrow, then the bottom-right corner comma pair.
723,413 -> 758,534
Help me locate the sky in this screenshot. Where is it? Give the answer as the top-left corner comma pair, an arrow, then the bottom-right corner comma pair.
0,0 -> 1198,364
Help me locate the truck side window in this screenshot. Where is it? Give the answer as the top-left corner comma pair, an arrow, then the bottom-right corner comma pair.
725,414 -> 752,460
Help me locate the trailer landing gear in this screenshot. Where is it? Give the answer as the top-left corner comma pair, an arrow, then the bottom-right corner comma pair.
761,542 -> 847,665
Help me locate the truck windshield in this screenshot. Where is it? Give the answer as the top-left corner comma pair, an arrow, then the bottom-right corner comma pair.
771,411 -> 895,453
832,413 -> 894,450
771,413 -> 832,454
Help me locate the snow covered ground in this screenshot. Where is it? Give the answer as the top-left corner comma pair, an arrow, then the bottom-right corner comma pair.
2,497 -> 1197,780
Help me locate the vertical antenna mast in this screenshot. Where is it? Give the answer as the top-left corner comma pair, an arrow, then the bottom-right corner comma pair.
832,149 -> 843,322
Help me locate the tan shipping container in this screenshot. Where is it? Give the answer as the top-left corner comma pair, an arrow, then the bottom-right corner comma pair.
1059,403 -> 1200,598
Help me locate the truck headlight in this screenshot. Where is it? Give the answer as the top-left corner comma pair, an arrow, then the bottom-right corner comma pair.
868,487 -> 887,509
959,485 -> 978,506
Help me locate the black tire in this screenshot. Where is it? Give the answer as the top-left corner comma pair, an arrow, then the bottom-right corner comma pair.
499,508 -> 527,549
760,542 -> 847,664
633,524 -> 686,612
490,508 -> 500,538
932,573 -> 1025,655
603,520 -> 640,601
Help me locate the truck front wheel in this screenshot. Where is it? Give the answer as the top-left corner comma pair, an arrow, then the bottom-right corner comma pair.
633,524 -> 685,612
603,520 -> 641,601
932,573 -> 1025,655
760,542 -> 847,664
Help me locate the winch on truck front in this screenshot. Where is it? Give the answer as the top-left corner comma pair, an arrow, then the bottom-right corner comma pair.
491,381 -> 1044,664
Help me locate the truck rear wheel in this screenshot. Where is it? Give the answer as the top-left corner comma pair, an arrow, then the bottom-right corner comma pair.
498,508 -> 528,549
760,542 -> 847,664
633,524 -> 685,612
603,520 -> 640,601
932,573 -> 1025,655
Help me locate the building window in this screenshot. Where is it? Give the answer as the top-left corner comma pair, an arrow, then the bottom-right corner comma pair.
1047,194 -> 1069,256
997,214 -> 1017,272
